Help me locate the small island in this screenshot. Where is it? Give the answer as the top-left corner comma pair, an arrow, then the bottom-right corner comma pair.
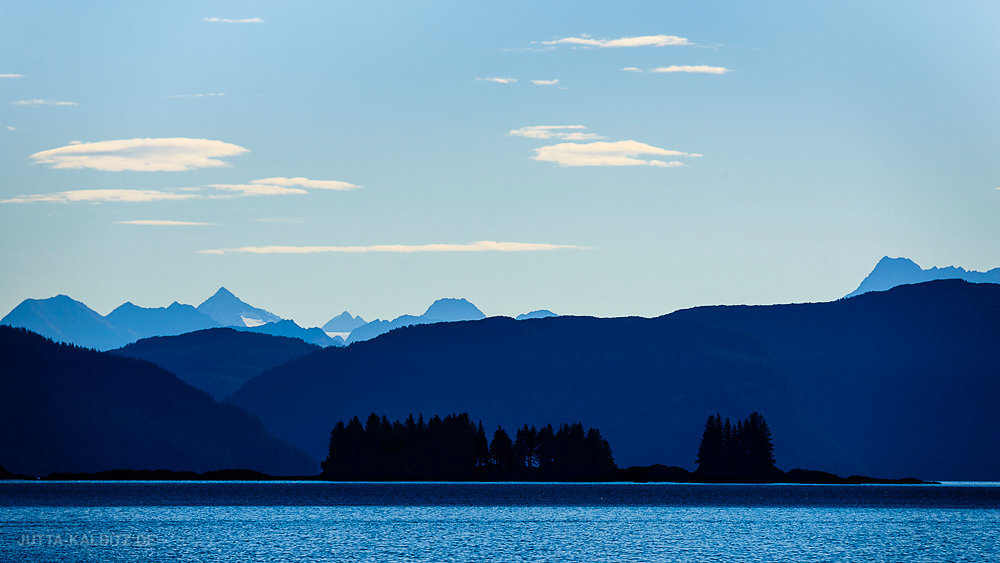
3,411 -> 934,484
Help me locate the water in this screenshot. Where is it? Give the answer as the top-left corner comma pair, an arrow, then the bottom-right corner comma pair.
2,482 -> 998,561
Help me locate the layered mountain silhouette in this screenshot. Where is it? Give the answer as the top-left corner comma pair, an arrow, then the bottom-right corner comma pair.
0,295 -> 123,350
516,309 -> 558,320
239,320 -> 343,347
0,326 -> 315,476
113,328 -> 321,400
322,312 -> 367,333
346,298 -> 486,344
846,256 -> 1000,298
106,301 -> 218,341
0,287 -> 342,350
229,280 -> 1000,480
196,287 -> 282,327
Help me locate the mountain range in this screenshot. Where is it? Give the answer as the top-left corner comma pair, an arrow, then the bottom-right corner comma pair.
346,298 -> 487,344
0,287 -> 340,350
228,280 -> 1000,480
846,256 -> 1000,298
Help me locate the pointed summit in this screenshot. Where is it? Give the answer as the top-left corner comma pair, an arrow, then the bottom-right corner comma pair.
197,288 -> 281,327
208,287 -> 237,301
322,311 -> 367,333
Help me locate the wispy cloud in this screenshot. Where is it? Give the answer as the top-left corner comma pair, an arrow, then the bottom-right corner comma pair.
541,34 -> 692,48
1,189 -> 201,204
168,93 -> 225,98
199,241 -> 585,255
477,77 -> 517,84
12,99 -> 78,106
651,65 -> 729,75
531,79 -> 559,86
31,138 -> 249,172
508,125 -> 603,141
0,74 -> 24,79
624,65 -> 730,75
253,177 -> 360,191
4,125 -> 15,131
204,17 -> 263,24
209,183 -> 309,196
532,140 -> 699,167
117,220 -> 214,226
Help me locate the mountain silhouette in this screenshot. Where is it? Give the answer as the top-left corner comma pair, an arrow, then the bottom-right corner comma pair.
346,298 -> 486,344
105,301 -> 220,342
321,312 -> 367,333
846,256 -> 1000,298
229,280 -> 1000,480
232,317 -> 831,477
236,319 -> 343,348
0,326 -> 315,476
0,294 -> 125,350
196,287 -> 282,327
421,298 -> 486,322
113,328 -> 321,400
516,310 -> 558,320
1,287 -> 312,351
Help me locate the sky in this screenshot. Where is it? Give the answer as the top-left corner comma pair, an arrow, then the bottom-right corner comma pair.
1,0 -> 998,327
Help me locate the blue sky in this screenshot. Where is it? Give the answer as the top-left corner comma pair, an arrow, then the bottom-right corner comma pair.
2,0 -> 998,326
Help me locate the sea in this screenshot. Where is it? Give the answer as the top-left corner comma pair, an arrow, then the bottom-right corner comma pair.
1,481 -> 998,561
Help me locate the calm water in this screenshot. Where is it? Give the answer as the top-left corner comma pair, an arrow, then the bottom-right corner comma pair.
1,482 -> 998,561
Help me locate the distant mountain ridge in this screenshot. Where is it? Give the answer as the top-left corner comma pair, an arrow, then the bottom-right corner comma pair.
346,298 -> 486,344
0,287 -> 341,351
322,312 -> 367,333
846,256 -> 1000,298
0,295 -> 123,350
196,287 -> 282,327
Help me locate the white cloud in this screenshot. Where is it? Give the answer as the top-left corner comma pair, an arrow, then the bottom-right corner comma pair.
199,241 -> 585,255
209,183 -> 308,196
204,17 -> 263,23
621,67 -> 642,73
532,79 -> 559,86
5,125 -> 15,131
12,99 -> 78,106
168,93 -> 225,98
252,177 -> 360,190
31,138 -> 249,171
542,34 -> 691,48
1,189 -> 201,204
118,220 -> 214,226
477,77 -> 517,84
651,65 -> 729,75
508,125 -> 603,141
1,74 -> 24,78
532,140 -> 698,167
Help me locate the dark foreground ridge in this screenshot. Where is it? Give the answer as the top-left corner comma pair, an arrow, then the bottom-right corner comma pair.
0,326 -> 315,476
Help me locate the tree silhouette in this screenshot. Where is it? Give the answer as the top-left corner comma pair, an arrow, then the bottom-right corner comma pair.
696,411 -> 778,480
321,413 -> 617,481
490,426 -> 515,471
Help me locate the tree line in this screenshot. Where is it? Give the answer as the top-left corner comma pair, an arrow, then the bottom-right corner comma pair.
695,412 -> 779,479
321,413 -> 617,480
